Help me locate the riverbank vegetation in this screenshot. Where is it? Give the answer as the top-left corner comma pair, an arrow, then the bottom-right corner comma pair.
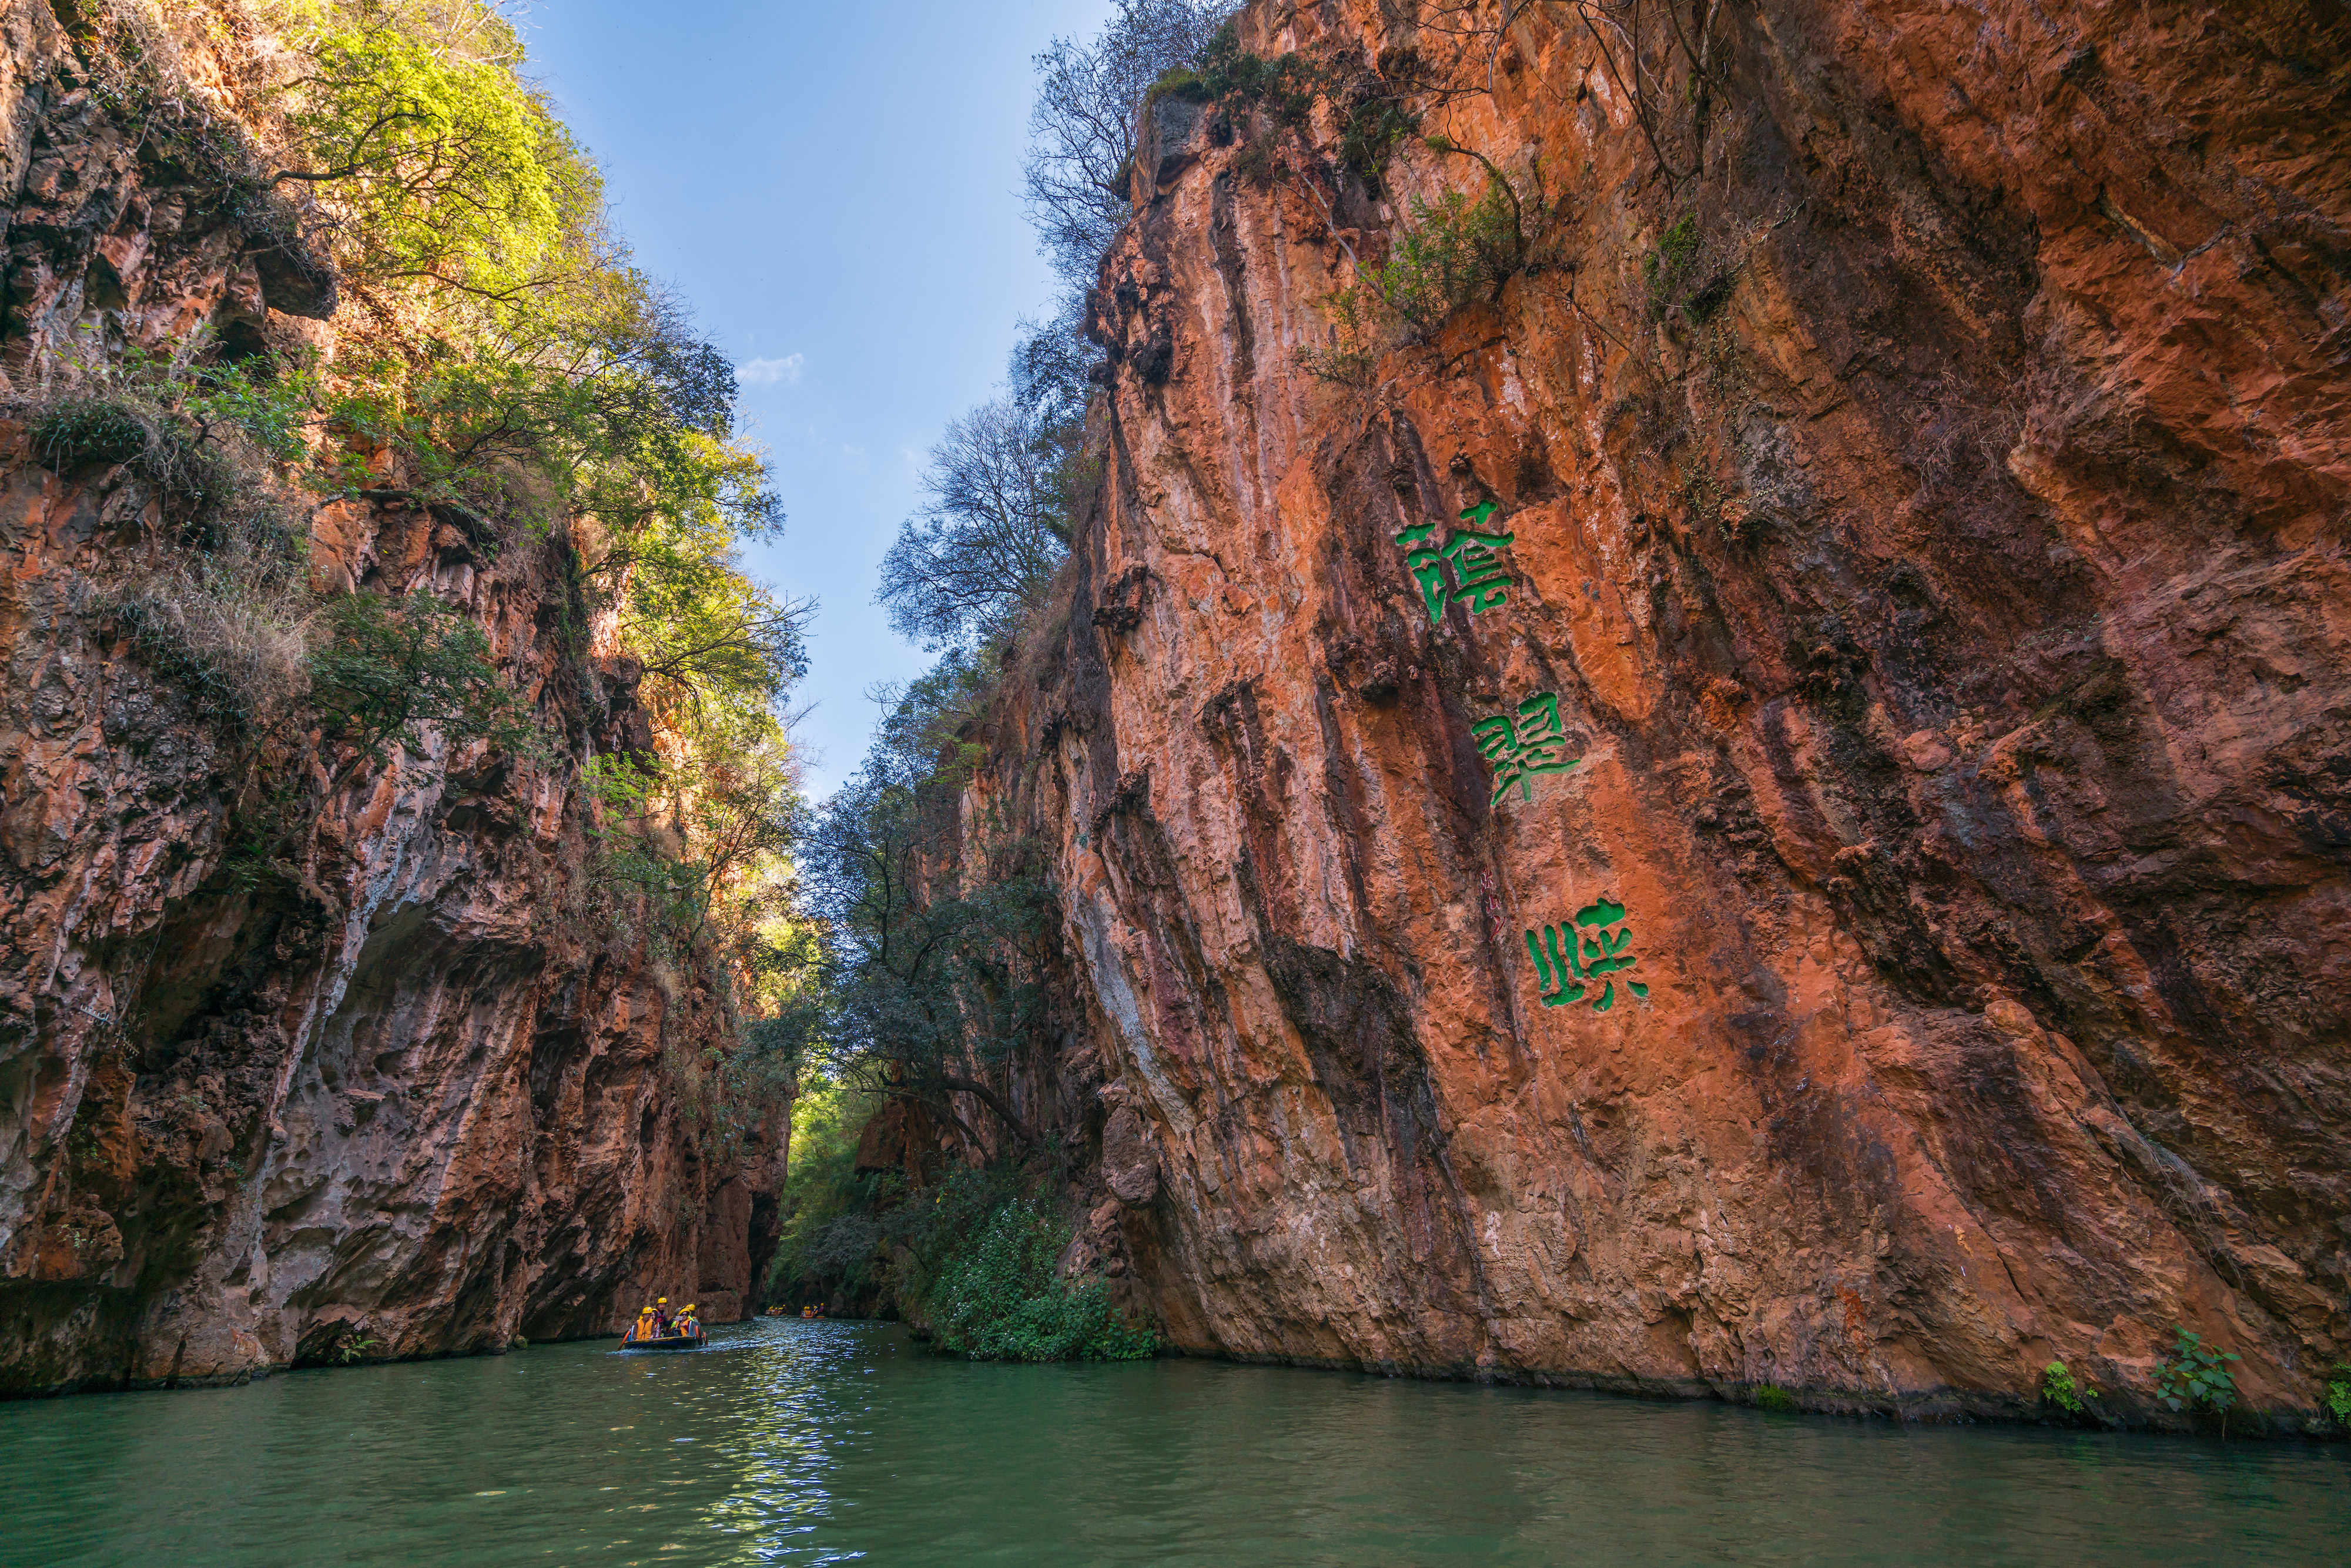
771,661 -> 1154,1359
768,1126 -> 1153,1363
2041,1359 -> 2095,1417
2154,1327 -> 2244,1438
766,1078 -> 889,1315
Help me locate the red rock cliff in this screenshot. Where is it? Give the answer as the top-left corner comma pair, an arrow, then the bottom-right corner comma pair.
0,2 -> 781,1394
966,0 -> 2350,1428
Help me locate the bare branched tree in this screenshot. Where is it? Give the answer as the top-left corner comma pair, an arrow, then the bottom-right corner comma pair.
1010,293 -> 1099,429
1023,0 -> 1241,287
876,398 -> 1071,652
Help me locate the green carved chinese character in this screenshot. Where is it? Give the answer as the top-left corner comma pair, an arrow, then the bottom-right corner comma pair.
1472,691 -> 1579,805
1395,521 -> 1451,623
1392,501 -> 1515,625
1525,896 -> 1650,1011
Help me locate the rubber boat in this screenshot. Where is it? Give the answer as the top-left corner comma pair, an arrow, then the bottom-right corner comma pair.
620,1324 -> 706,1351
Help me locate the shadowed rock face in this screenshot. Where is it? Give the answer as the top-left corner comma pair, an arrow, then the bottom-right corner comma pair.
966,0 -> 2350,1426
0,5 -> 778,1395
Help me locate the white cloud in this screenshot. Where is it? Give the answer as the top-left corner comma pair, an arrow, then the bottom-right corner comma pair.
738,353 -> 803,387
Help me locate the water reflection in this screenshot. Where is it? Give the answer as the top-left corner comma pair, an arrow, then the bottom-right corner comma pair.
2,1318 -> 2345,1566
694,1322 -> 849,1560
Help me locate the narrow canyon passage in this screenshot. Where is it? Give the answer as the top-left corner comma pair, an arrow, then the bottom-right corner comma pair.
2,0 -> 2347,1559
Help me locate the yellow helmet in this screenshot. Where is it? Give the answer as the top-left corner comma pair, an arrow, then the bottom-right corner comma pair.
682,1304 -> 695,1312
657,1297 -> 667,1304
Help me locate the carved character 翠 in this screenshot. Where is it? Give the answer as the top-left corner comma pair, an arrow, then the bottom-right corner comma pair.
1472,690 -> 1579,805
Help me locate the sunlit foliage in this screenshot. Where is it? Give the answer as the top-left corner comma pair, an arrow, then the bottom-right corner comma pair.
45,4 -> 819,1125
266,0 -> 585,300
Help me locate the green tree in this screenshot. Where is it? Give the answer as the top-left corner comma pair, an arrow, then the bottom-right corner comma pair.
801,751 -> 1055,1151
269,0 -> 588,300
307,591 -> 535,776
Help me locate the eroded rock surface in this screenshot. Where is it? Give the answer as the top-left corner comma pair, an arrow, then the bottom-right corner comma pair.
0,7 -> 778,1395
966,0 -> 2349,1427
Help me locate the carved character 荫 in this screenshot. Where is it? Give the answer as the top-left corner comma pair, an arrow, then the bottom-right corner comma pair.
1395,500 -> 1515,625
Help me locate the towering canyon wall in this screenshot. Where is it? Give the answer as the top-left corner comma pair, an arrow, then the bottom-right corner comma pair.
0,2 -> 778,1395
974,0 -> 2349,1427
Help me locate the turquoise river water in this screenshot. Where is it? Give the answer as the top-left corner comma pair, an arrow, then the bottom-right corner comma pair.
4,1318 -> 2345,1566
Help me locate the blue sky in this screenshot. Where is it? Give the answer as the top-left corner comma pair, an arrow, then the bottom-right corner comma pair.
520,0 -> 1112,795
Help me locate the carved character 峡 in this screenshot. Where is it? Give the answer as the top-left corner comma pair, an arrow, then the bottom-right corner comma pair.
1525,896 -> 1650,1011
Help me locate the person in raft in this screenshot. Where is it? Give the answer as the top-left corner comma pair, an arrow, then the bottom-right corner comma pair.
676,1304 -> 699,1339
632,1304 -> 659,1343
654,1298 -> 673,1335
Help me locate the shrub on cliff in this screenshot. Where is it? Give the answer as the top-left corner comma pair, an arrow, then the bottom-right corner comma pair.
1369,181 -> 1524,334
38,3 -> 815,1106
220,587 -> 544,883
1197,23 -> 1422,185
92,532 -> 313,729
1297,169 -> 1549,379
925,1197 -> 1153,1362
29,346 -> 319,529
37,349 -> 324,729
308,592 -> 537,772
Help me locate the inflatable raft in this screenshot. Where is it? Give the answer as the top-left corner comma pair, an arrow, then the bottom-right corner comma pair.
620,1325 -> 706,1351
